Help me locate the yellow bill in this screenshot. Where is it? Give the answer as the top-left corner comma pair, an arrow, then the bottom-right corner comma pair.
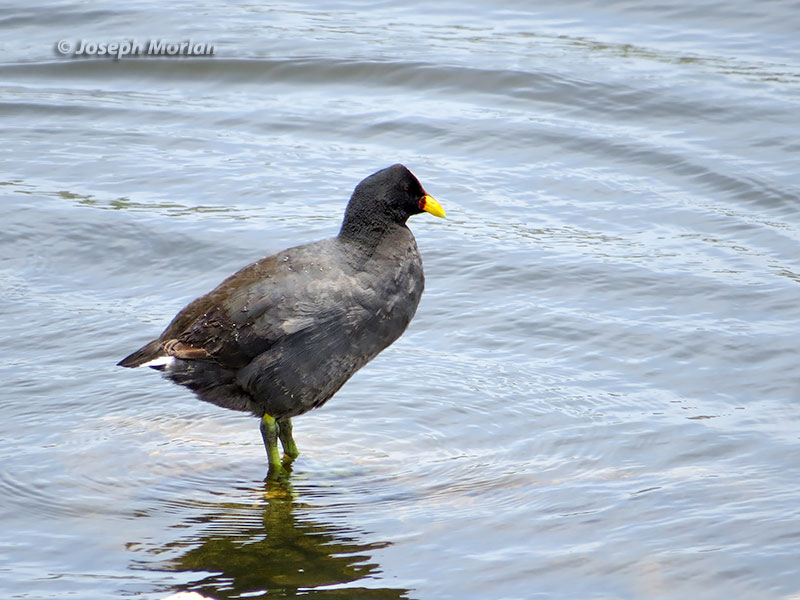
419,194 -> 446,218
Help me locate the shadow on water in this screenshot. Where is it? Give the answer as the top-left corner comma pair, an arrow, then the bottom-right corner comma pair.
134,479 -> 412,600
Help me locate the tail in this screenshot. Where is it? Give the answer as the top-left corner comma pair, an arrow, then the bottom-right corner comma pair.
117,339 -> 164,368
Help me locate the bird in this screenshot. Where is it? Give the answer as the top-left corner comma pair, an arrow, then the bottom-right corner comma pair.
118,164 -> 445,479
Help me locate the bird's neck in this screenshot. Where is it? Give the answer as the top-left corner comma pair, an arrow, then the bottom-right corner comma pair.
338,212 -> 406,250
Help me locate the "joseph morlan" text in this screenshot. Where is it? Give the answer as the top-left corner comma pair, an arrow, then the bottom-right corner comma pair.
57,39 -> 215,59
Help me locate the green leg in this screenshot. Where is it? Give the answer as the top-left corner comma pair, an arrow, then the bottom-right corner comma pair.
277,417 -> 300,462
260,413 -> 289,479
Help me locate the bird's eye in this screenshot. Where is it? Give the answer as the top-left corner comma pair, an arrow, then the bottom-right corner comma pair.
401,183 -> 409,192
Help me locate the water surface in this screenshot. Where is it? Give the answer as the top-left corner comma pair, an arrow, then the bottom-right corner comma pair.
2,1 -> 800,599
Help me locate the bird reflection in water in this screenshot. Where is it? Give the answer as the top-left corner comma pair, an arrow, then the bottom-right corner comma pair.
136,479 -> 411,599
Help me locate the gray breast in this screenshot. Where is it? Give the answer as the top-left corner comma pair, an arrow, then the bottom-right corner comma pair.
234,229 -> 425,419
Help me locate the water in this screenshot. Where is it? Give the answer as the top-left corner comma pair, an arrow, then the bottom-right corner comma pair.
2,1 -> 800,598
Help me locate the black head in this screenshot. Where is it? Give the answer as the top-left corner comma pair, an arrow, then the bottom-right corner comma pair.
339,164 -> 444,244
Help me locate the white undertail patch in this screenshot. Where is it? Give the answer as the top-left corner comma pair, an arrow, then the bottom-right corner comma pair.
141,355 -> 176,369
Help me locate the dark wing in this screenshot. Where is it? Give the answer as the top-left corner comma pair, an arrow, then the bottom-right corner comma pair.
119,239 -> 360,369
117,253 -> 278,368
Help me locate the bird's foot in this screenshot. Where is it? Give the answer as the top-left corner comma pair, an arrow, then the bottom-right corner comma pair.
265,461 -> 291,482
